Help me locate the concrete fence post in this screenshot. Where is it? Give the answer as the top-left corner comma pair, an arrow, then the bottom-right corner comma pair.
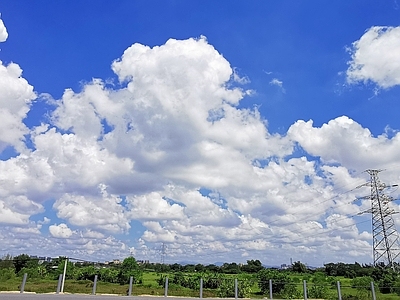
337,281 -> 342,300
92,275 -> 98,295
303,280 -> 307,300
20,273 -> 27,293
128,276 -> 133,296
56,274 -> 62,294
269,279 -> 273,299
371,281 -> 376,300
234,278 -> 238,299
200,278 -> 203,298
164,277 -> 169,297
61,257 -> 68,293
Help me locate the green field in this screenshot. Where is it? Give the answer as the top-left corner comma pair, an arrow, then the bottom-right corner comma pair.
1,271 -> 400,299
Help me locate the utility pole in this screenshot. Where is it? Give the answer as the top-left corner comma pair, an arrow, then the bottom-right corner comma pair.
360,169 -> 400,269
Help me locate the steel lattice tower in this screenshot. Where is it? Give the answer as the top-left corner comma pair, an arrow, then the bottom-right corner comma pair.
363,169 -> 400,269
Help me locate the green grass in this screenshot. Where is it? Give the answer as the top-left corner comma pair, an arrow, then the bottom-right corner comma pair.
1,272 -> 400,299
0,278 -> 20,291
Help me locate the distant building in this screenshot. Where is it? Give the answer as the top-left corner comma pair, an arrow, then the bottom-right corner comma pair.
137,260 -> 150,265
280,264 -> 289,270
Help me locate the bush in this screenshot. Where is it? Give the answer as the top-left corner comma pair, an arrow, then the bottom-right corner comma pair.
156,274 -> 167,287
257,269 -> 291,295
280,283 -> 302,299
0,268 -> 16,281
217,278 -> 252,298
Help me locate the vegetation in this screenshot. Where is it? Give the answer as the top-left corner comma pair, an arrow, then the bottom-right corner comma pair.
2,254 -> 400,299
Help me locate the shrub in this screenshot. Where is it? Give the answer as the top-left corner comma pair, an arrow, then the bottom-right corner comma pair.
217,278 -> 252,298
257,269 -> 291,295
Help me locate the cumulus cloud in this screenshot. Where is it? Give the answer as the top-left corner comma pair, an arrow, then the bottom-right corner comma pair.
288,116 -> 400,170
53,185 -> 130,234
346,26 -> 400,88
0,62 -> 36,152
49,223 -> 73,239
0,196 -> 43,225
0,18 -> 8,42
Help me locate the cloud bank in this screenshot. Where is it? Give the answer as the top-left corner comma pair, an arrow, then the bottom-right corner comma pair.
0,31 -> 399,265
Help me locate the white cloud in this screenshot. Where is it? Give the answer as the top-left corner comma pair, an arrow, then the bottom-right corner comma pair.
0,196 -> 43,225
49,223 -> 73,239
53,185 -> 130,234
288,116 -> 400,170
0,18 -> 8,42
269,78 -> 285,93
346,26 -> 400,88
270,78 -> 283,87
0,62 -> 36,153
0,35 -> 396,265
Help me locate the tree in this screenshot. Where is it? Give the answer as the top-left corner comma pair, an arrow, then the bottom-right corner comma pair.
118,256 -> 143,284
0,254 -> 14,269
241,260 -> 263,273
292,261 -> 307,273
222,262 -> 241,274
204,264 -> 220,273
195,263 -> 205,272
13,254 -> 31,274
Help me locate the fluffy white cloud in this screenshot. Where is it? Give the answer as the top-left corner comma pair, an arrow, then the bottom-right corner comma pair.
0,18 -> 7,42
53,185 -> 130,234
346,26 -> 400,88
0,196 -> 43,225
0,62 -> 35,152
288,116 -> 400,170
49,223 -> 73,239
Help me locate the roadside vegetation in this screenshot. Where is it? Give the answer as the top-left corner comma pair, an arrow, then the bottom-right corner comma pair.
1,254 -> 400,299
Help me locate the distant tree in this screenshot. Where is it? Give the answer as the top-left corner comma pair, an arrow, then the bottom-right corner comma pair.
195,263 -> 205,272
241,260 -> 263,273
221,262 -> 241,274
292,261 -> 307,273
13,254 -> 31,274
153,263 -> 170,272
0,254 -> 14,269
183,264 -> 196,272
170,263 -> 183,272
118,256 -> 143,284
204,264 -> 220,273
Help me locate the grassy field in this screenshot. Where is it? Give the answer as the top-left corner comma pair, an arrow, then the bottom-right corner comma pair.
1,272 -> 400,299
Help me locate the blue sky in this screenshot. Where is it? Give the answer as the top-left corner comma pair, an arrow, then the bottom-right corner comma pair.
1,1 -> 400,266
2,0 -> 399,135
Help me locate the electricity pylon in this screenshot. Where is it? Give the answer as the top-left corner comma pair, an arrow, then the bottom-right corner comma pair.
359,169 -> 400,269
160,243 -> 167,264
